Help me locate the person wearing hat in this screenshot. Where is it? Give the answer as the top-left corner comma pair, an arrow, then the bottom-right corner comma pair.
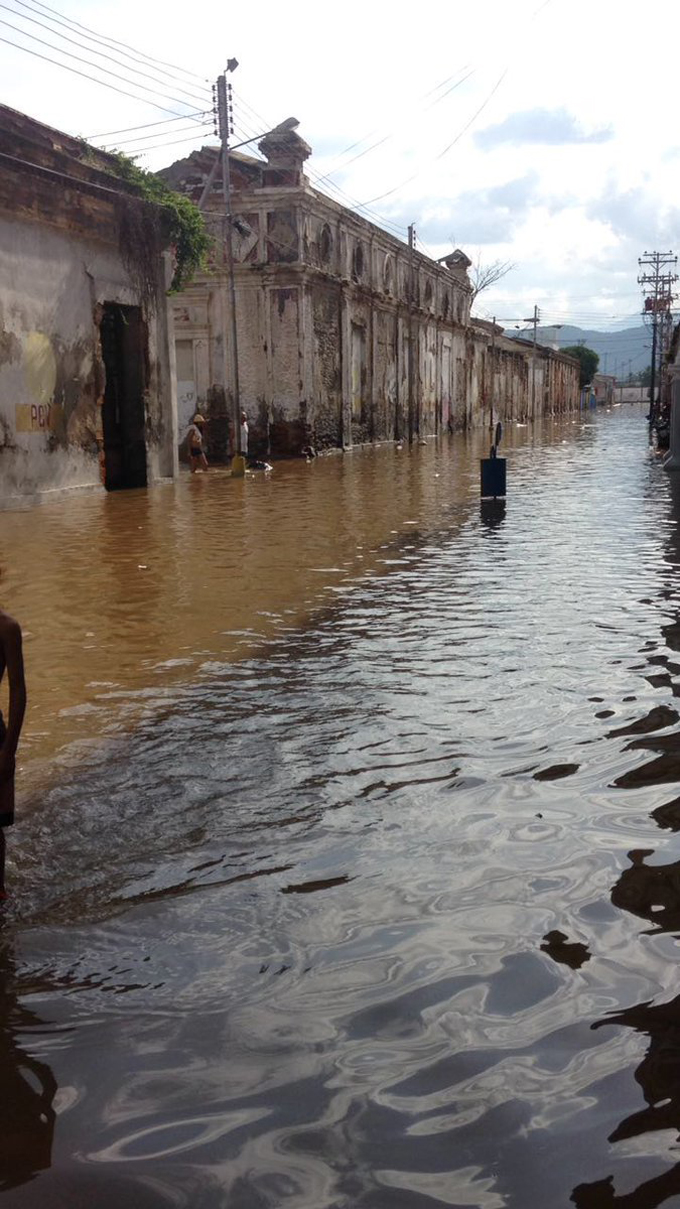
186,413 -> 209,473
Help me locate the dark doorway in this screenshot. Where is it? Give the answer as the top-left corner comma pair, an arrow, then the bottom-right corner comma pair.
100,303 -> 148,491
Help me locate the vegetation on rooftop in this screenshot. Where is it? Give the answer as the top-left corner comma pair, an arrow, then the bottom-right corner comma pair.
107,152 -> 211,294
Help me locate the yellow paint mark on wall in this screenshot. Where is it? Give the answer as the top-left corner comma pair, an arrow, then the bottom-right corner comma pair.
15,402 -> 62,433
23,332 -> 57,405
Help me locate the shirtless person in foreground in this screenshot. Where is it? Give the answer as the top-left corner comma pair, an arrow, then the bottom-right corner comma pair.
0,609 -> 26,899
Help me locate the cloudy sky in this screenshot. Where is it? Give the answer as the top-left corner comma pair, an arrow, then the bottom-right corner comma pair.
2,0 -> 678,338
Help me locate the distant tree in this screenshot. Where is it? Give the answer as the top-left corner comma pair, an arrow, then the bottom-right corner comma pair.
562,345 -> 600,388
469,255 -> 516,303
639,365 -> 652,387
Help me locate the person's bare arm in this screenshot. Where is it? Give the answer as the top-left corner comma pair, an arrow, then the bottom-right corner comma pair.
0,617 -> 26,779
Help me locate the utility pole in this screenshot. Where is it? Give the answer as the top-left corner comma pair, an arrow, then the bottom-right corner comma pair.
522,305 -> 540,419
638,250 -> 678,432
215,59 -> 242,465
408,223 -> 415,444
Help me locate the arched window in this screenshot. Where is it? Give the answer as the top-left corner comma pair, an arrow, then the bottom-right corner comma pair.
383,255 -> 393,294
424,280 -> 434,310
442,291 -> 450,321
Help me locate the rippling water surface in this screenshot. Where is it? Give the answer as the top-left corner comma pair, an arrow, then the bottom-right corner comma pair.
4,406 -> 680,1207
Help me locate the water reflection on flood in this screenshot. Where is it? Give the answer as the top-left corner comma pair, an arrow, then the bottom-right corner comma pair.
8,407 -> 680,1206
0,937 -> 56,1192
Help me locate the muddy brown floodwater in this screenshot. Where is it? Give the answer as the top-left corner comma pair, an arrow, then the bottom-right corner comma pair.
4,407 -> 680,1207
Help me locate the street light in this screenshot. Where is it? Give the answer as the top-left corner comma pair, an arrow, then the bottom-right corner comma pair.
549,323 -> 562,350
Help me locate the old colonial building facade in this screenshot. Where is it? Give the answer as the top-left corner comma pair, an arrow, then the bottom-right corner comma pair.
162,126 -> 579,458
0,105 -> 177,503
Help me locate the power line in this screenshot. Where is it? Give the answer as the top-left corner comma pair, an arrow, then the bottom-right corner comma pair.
416,232 -> 436,260
538,308 -> 643,316
0,146 -> 158,199
498,324 -> 651,338
484,307 -> 642,319
539,314 -> 644,323
311,0 -> 551,187
308,173 -> 408,238
0,31 -> 206,119
109,122 -> 214,148
233,99 -> 400,228
313,133 -> 393,184
308,162 -> 408,234
13,0 -> 209,85
232,129 -> 266,161
424,67 -> 477,110
88,113 -> 210,140
233,89 -> 409,237
313,66 -> 476,187
0,1 -> 209,104
362,67 -> 509,206
113,126 -> 216,155
319,1 -> 554,205
495,319 -> 648,332
550,291 -> 641,301
312,0 -> 555,212
228,111 -> 271,160
479,291 -> 642,306
0,13 -> 209,110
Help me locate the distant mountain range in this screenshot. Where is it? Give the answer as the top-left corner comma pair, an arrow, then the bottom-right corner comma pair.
507,324 -> 651,378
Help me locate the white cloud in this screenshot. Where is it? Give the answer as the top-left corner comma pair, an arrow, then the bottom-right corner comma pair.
475,108 -> 612,149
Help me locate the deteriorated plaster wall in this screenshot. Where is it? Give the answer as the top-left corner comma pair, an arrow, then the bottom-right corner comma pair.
0,116 -> 176,503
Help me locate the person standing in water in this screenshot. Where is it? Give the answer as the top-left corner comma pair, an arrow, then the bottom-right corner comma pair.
0,609 -> 26,899
239,411 -> 249,458
186,413 -> 209,473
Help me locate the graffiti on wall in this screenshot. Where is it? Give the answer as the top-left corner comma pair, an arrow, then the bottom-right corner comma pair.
13,331 -> 62,433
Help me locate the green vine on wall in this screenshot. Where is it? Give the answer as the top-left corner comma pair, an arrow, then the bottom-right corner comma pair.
107,152 -> 211,293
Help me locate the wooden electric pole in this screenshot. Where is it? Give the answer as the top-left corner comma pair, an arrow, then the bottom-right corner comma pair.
216,60 -> 243,468
638,251 -> 678,432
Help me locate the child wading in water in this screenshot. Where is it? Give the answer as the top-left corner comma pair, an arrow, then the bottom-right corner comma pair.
0,608 -> 26,899
186,413 -> 209,473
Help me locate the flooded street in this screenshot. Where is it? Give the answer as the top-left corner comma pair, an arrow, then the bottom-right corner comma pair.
4,405 -> 680,1207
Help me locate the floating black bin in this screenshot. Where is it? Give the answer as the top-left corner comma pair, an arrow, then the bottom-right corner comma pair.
480,456 -> 506,498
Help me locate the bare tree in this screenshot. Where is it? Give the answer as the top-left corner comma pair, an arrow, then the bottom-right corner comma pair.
469,255 -> 516,304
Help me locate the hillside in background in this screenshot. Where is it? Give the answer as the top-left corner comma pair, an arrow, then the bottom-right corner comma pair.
504,323 -> 651,378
